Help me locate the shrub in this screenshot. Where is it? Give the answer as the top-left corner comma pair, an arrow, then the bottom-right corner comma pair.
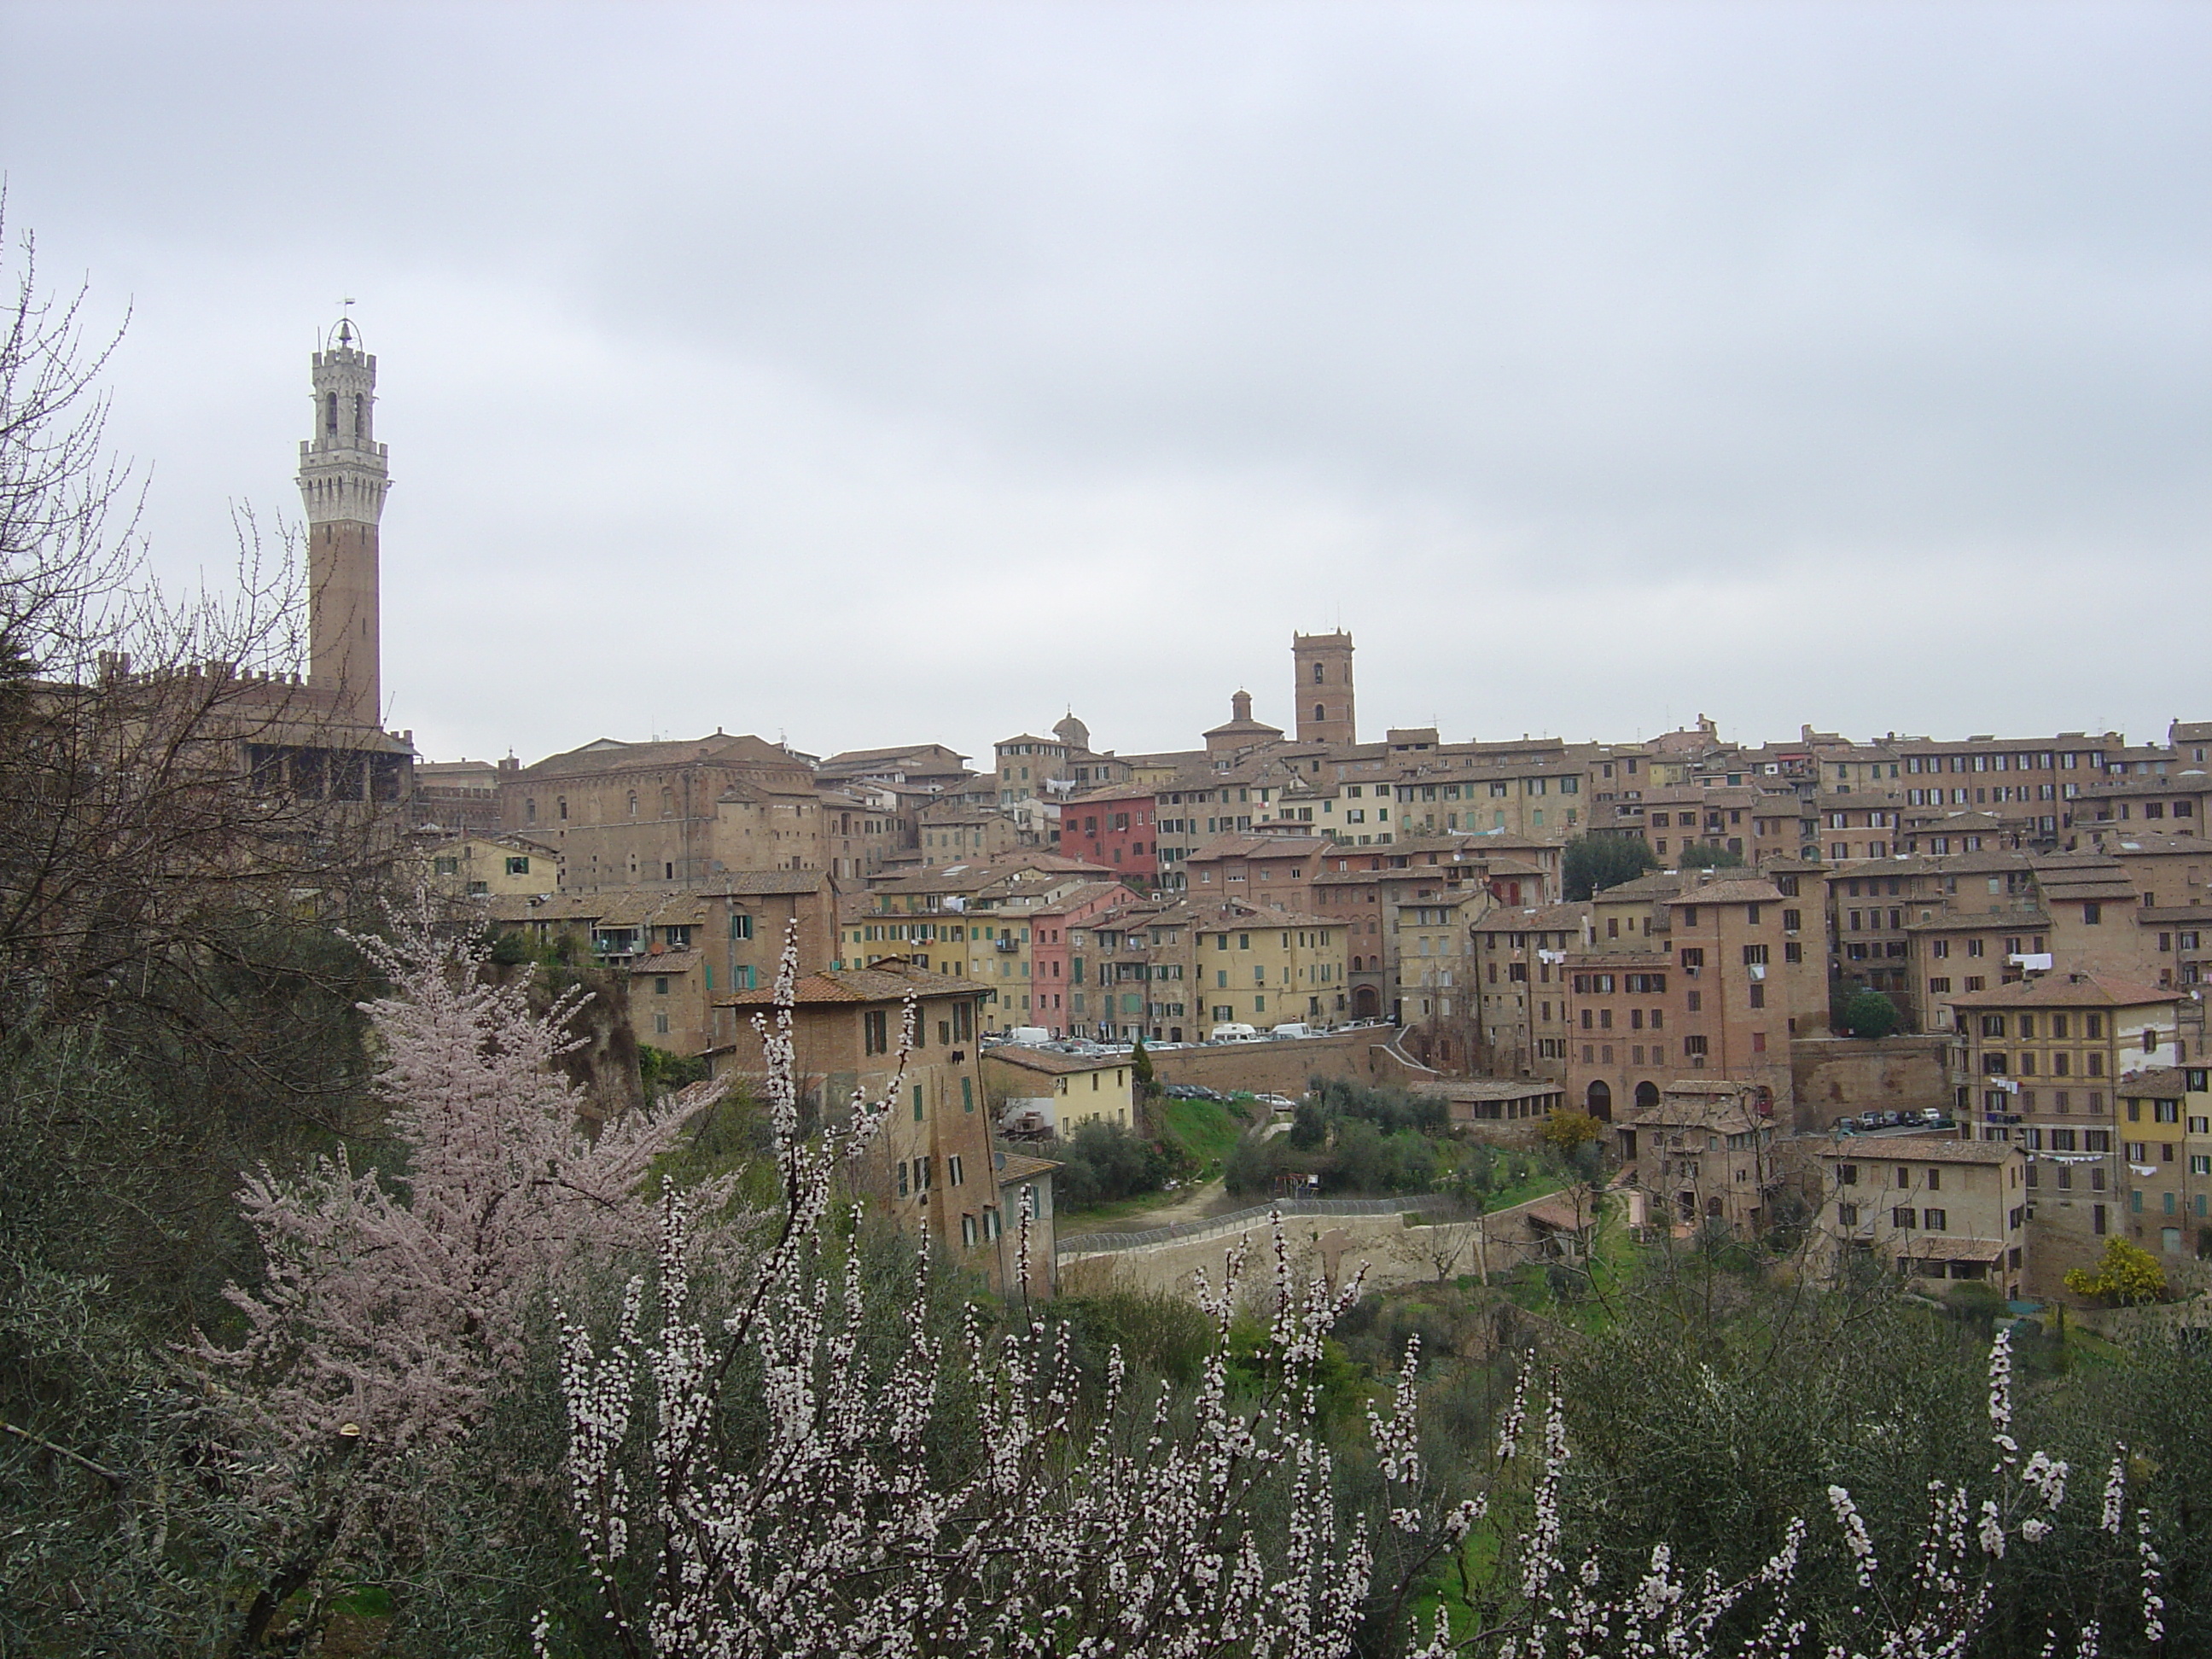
1563,835 -> 1661,900
2064,1237 -> 2169,1305
1045,1120 -> 1172,1210
1837,987 -> 1902,1039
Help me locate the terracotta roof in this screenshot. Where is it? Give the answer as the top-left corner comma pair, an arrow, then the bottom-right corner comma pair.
1904,910 -> 2052,933
1183,899 -> 1339,930
818,742 -> 969,771
1023,881 -> 1144,915
994,1151 -> 1062,1185
519,732 -> 800,778
1522,1196 -> 1592,1232
1414,1080 -> 1566,1102
630,950 -> 703,975
715,965 -> 990,1007
1471,901 -> 1590,932
1662,878 -> 1786,906
1619,1084 -> 1770,1132
1894,1237 -> 2010,1264
1592,872 -> 1689,901
1946,973 -> 2180,1010
983,1046 -> 1132,1077
1818,1135 -> 2015,1165
1062,782 -> 1159,806
2115,1068 -> 2197,1097
703,871 -> 826,896
1186,832 -> 1330,860
592,891 -> 667,926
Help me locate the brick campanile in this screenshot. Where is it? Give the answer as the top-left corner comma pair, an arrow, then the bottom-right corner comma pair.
296,320 -> 390,725
1292,631 -> 1356,747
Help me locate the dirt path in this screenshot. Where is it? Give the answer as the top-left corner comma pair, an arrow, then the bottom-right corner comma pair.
1058,1176 -> 1243,1243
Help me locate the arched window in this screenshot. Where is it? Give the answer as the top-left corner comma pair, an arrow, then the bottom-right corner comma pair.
1634,1080 -> 1660,1111
1313,703 -> 1325,722
325,392 -> 338,434
524,798 -> 537,824
1585,1079 -> 1612,1121
626,791 -> 638,817
352,392 -> 365,435
1313,661 -> 1325,684
556,795 -> 568,821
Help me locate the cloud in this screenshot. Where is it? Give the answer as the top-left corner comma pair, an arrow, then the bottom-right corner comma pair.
3,1 -> 2208,765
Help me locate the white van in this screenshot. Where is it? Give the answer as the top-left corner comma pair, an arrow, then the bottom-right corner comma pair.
1268,1022 -> 1314,1040
1004,1027 -> 1053,1046
1208,1022 -> 1260,1043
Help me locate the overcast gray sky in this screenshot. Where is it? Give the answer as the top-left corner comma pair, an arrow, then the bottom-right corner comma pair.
3,2 -> 2207,767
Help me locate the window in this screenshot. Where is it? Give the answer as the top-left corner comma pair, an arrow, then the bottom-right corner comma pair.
653,1012 -> 669,1035
1923,1208 -> 1947,1231
864,1010 -> 889,1056
1893,1207 -> 1917,1228
1838,1203 -> 1860,1226
948,1154 -> 964,1186
434,856 -> 458,876
1837,1164 -> 1859,1185
505,855 -> 531,876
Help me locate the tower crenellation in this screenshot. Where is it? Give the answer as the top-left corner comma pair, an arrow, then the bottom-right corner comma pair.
296,319 -> 389,724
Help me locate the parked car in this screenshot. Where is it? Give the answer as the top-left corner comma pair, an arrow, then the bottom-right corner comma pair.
1267,1022 -> 1314,1040
1208,1022 -> 1261,1043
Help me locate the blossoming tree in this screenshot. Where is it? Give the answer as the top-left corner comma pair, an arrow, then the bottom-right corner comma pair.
550,928 -> 2169,1657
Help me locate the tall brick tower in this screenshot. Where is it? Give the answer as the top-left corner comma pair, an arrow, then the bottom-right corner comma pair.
296,319 -> 389,725
1292,631 -> 1356,747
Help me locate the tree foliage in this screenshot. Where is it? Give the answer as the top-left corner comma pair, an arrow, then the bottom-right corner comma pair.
2064,1237 -> 2169,1306
1046,1118 -> 1173,1210
1676,842 -> 1747,870
1562,835 -> 1660,901
1838,987 -> 1904,1039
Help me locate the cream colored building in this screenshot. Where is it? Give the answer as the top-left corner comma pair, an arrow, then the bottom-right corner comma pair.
425,833 -> 561,899
1815,1137 -> 2027,1301
982,1045 -> 1138,1134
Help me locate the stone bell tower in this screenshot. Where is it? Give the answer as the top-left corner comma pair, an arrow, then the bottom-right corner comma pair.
1292,631 -> 1356,747
296,319 -> 389,725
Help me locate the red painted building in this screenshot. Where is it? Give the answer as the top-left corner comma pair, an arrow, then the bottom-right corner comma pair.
1026,880 -> 1149,1036
1060,785 -> 1161,882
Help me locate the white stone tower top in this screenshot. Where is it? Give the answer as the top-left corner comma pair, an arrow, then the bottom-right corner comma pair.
295,317 -> 389,724
296,319 -> 390,527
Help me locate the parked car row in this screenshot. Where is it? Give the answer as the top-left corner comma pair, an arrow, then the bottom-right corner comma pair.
1836,1109 -> 1952,1133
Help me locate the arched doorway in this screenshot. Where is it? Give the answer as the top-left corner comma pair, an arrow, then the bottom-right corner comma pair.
1353,984 -> 1380,1020
1586,1080 -> 1612,1121
1634,1080 -> 1660,1111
